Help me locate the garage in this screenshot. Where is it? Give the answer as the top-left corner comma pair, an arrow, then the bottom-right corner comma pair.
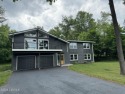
40,55 -> 53,68
17,55 -> 36,70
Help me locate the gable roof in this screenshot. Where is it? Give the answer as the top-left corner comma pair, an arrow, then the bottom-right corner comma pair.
9,27 -> 69,43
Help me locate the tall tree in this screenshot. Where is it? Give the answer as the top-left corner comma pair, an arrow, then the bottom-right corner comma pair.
0,24 -> 12,63
0,6 -> 6,23
109,0 -> 125,75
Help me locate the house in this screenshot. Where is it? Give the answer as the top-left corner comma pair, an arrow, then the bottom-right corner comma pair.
10,27 -> 94,71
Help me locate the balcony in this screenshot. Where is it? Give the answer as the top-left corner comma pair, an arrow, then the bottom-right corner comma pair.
12,42 -> 64,52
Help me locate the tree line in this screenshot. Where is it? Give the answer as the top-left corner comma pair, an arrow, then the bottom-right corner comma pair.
1,0 -> 125,74
49,11 -> 125,61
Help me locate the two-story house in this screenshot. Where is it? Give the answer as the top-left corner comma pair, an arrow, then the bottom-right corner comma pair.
10,27 -> 94,71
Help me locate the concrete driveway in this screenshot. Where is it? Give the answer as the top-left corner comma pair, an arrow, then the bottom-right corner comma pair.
0,67 -> 125,94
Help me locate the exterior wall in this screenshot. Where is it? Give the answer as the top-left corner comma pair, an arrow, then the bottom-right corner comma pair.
69,42 -> 94,63
49,36 -> 70,64
11,29 -> 94,71
13,34 -> 24,49
12,52 -> 59,71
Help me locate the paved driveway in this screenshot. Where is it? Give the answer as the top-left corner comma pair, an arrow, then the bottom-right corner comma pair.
0,67 -> 125,94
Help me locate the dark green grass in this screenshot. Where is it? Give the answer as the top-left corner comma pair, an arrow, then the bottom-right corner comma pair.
69,61 -> 125,85
0,64 -> 12,86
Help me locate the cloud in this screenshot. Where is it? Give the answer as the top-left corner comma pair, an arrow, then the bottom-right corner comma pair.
0,0 -> 125,31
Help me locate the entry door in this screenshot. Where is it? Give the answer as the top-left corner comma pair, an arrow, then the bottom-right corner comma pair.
60,54 -> 64,65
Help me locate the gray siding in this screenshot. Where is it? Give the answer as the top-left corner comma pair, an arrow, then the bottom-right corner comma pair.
12,52 -> 59,71
13,34 -> 24,49
49,36 -> 70,64
11,28 -> 94,71
69,42 -> 94,63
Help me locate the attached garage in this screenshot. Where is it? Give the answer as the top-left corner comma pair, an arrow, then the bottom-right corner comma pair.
40,55 -> 53,68
17,55 -> 36,71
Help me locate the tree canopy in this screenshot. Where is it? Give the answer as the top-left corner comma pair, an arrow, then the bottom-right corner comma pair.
49,11 -> 125,61
0,25 -> 12,63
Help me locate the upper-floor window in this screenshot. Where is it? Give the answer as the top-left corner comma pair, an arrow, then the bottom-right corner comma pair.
69,43 -> 77,49
70,54 -> 78,61
84,54 -> 91,60
38,39 -> 49,49
25,31 -> 37,37
25,38 -> 37,49
38,32 -> 48,38
83,43 -> 90,49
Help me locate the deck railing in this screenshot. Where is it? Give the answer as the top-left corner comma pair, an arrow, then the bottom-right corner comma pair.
12,42 -> 65,49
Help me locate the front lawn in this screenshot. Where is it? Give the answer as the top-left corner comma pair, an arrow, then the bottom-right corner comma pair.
69,61 -> 125,85
0,64 -> 12,86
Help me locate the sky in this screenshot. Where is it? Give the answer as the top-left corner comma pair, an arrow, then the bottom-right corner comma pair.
0,0 -> 125,31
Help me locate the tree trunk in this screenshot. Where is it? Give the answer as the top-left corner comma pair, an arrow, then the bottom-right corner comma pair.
109,0 -> 125,75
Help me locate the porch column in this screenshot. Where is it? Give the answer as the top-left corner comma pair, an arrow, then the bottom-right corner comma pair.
38,52 -> 40,70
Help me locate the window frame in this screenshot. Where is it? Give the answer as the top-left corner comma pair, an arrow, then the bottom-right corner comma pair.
69,43 -> 77,49
70,54 -> 78,61
84,54 -> 91,60
24,38 -> 37,49
83,43 -> 90,49
38,39 -> 49,49
24,31 -> 37,37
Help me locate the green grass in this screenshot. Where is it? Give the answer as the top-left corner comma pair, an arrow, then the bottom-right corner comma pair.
0,64 -> 12,86
69,61 -> 125,85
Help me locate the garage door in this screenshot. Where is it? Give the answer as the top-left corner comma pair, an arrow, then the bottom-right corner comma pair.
17,56 -> 36,70
40,55 -> 53,68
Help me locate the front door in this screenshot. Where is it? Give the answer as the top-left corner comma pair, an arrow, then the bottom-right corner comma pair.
60,54 -> 64,65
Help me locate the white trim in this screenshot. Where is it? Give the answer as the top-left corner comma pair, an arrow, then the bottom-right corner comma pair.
68,40 -> 95,43
70,54 -> 78,61
84,54 -> 91,60
12,49 -> 62,52
56,53 -> 59,66
92,44 -> 95,62
38,39 -> 49,49
69,43 -> 77,49
12,37 -> 14,49
16,56 -> 18,71
53,55 -> 54,66
24,38 -> 37,49
35,56 -> 36,68
83,43 -> 90,49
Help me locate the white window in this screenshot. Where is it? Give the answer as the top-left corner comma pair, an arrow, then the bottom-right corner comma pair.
70,54 -> 78,61
69,43 -> 77,49
25,31 -> 37,37
84,54 -> 91,60
25,38 -> 37,49
83,43 -> 90,49
38,39 -> 49,49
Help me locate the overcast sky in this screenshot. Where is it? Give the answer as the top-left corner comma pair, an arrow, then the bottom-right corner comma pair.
0,0 -> 125,31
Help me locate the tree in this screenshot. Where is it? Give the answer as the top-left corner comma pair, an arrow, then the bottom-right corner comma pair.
0,6 -> 6,23
123,0 -> 125,4
109,0 -> 125,75
49,26 -> 63,38
0,24 -> 12,63
49,11 -> 96,40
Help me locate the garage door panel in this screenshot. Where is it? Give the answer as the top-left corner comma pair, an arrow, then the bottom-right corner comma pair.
17,56 -> 35,70
40,55 -> 53,68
